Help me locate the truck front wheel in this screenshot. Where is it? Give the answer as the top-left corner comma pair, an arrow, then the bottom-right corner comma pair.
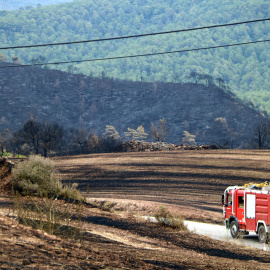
258,225 -> 268,243
230,220 -> 239,238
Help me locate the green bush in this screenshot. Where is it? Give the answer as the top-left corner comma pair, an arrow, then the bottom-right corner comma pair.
12,155 -> 61,196
12,155 -> 84,202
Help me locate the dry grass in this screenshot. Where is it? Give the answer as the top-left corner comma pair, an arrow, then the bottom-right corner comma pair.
154,205 -> 187,230
12,193 -> 84,241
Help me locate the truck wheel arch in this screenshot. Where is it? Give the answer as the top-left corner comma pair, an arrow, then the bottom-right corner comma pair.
229,216 -> 239,227
256,221 -> 268,233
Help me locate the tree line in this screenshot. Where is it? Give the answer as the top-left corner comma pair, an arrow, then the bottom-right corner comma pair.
1,117 -> 269,157
0,118 -> 171,157
0,119 -> 121,157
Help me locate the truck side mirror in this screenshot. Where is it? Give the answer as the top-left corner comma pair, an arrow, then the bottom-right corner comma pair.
222,194 -> 224,206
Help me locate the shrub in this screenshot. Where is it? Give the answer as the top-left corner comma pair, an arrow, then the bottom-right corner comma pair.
92,200 -> 117,212
12,155 -> 60,196
12,155 -> 84,202
154,205 -> 187,230
58,183 -> 85,202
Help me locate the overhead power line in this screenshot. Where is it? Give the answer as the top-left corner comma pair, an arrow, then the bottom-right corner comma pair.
0,17 -> 270,50
1,38 -> 269,69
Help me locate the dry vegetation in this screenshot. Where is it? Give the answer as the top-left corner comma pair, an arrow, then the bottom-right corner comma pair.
1,150 -> 270,269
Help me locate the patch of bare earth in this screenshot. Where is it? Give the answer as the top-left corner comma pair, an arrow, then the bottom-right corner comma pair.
1,150 -> 270,269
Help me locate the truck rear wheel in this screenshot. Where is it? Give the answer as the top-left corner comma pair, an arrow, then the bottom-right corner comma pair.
258,225 -> 268,243
230,220 -> 239,238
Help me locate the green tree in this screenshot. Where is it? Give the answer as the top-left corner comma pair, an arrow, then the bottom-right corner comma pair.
172,73 -> 180,82
30,55 -> 46,65
67,65 -> 79,74
200,74 -> 214,86
216,77 -> 226,89
188,71 -> 202,84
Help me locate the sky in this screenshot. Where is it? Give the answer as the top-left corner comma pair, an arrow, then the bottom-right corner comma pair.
1,0 -> 74,10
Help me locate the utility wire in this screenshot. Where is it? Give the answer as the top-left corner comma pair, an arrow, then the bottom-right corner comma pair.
1,38 -> 269,69
0,17 -> 270,50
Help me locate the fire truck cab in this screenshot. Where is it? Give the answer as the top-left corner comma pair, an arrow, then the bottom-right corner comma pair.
222,184 -> 270,243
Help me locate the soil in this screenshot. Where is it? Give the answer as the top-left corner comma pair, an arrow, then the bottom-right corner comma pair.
1,150 -> 270,269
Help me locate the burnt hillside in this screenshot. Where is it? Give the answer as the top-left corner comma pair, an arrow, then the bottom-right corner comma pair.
0,63 -> 264,147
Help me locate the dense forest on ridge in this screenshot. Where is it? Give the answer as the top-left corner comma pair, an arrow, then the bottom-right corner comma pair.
0,0 -> 270,113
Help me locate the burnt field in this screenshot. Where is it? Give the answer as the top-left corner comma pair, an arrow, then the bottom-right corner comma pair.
2,150 -> 270,269
55,149 -> 270,224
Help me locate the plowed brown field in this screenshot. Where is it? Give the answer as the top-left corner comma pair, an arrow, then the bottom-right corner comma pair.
1,149 -> 270,269
55,149 -> 270,224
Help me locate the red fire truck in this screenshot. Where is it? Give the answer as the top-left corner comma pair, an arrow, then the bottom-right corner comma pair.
222,183 -> 270,243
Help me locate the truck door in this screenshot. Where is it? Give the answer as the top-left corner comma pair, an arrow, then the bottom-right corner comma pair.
225,191 -> 233,219
236,194 -> 245,224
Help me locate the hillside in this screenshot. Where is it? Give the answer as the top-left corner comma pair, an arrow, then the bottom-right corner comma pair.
0,0 -> 270,113
0,63 -> 264,147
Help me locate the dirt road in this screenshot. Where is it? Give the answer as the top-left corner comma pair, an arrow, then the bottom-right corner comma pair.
141,217 -> 270,251
185,220 -> 270,251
